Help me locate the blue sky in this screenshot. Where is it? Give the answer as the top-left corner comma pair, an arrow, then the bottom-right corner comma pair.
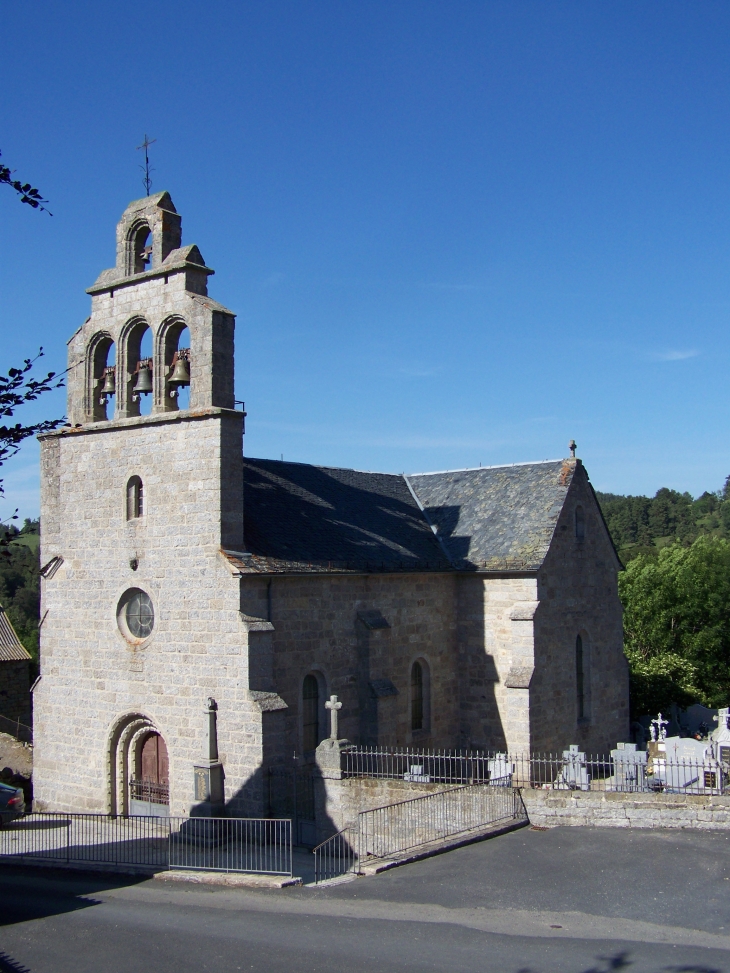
2,1 -> 730,520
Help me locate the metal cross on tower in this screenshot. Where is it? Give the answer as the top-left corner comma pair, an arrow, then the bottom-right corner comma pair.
325,694 -> 342,740
137,134 -> 157,196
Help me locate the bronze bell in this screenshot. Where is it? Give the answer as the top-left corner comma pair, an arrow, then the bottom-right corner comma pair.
102,366 -> 116,396
133,364 -> 153,395
169,356 -> 191,388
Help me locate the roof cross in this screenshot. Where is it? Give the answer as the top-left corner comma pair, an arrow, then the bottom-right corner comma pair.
136,134 -> 157,196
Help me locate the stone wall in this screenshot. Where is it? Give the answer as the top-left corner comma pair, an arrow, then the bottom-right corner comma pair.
522,787 -> 730,830
0,661 -> 31,725
240,571 -> 462,756
34,409 -> 268,818
532,466 -> 629,754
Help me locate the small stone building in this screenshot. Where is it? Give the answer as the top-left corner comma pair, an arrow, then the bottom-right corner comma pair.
33,192 -> 629,816
0,605 -> 32,727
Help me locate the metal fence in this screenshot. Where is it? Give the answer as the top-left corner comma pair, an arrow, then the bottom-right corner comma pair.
358,783 -> 520,862
342,745 -> 730,796
0,813 -> 292,875
342,746 -> 495,784
508,752 -> 730,795
313,828 -> 359,884
267,765 -> 317,846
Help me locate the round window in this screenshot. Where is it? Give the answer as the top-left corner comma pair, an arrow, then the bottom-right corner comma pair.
118,588 -> 154,641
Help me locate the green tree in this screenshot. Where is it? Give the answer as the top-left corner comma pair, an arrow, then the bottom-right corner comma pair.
620,535 -> 730,713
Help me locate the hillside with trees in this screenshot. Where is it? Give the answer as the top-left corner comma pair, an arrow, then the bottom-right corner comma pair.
596,479 -> 730,717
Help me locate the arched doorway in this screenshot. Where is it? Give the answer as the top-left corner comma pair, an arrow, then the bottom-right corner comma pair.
130,731 -> 170,816
108,714 -> 170,817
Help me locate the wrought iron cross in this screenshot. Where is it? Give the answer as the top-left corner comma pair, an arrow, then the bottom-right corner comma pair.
137,134 -> 157,196
325,694 -> 342,740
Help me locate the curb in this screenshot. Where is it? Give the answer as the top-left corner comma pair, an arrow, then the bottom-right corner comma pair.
155,870 -> 302,888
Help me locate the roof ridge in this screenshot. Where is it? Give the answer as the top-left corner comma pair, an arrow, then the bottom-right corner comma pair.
245,456 -> 567,478
245,457 -> 405,477
408,459 -> 565,477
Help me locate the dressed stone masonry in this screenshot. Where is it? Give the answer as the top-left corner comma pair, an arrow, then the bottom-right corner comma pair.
34,192 -> 629,819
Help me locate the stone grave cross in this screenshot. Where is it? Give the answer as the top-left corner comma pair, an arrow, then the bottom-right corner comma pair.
325,694 -> 342,740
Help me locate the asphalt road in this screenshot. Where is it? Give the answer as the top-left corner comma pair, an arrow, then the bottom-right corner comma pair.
1,826 -> 729,973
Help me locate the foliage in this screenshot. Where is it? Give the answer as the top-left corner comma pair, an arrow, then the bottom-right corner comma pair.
596,485 -> 730,564
0,350 -> 65,532
0,150 -> 50,213
0,520 -> 40,663
619,535 -> 730,714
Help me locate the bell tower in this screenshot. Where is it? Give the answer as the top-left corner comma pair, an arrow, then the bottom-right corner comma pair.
35,193 -> 247,815
64,192 -> 236,428
43,191 -> 243,556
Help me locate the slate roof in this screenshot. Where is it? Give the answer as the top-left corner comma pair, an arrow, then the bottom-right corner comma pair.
408,460 -> 576,570
237,459 -> 448,574
229,457 -> 578,575
0,606 -> 31,662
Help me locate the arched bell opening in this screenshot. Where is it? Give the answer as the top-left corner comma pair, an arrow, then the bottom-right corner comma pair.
88,334 -> 116,422
129,222 -> 153,275
125,321 -> 154,417
160,319 -> 192,412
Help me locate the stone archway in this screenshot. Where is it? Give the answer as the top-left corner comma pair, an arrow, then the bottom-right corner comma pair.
107,713 -> 169,816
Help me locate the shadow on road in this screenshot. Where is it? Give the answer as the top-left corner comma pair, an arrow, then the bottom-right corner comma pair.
0,864 -> 147,928
516,952 -> 722,973
0,951 -> 32,973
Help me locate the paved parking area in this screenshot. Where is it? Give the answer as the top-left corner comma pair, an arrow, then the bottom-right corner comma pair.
1,826 -> 729,973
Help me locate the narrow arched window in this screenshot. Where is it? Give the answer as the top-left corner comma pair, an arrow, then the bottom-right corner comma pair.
302,674 -> 320,752
575,504 -> 585,540
576,635 -> 585,719
126,476 -> 144,520
411,661 -> 424,731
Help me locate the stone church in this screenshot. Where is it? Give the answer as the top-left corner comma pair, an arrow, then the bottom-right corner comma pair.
34,192 -> 629,816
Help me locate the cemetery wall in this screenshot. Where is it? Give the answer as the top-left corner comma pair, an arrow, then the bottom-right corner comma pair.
316,775 -> 459,839
521,787 -> 730,830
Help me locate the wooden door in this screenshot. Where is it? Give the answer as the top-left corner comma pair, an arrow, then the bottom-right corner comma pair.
140,733 -> 169,784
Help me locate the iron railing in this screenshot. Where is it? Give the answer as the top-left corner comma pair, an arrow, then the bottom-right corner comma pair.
508,752 -> 730,795
358,783 -> 521,862
129,778 -> 170,805
0,813 -> 292,875
313,828 -> 359,884
342,745 -> 730,796
342,746 -> 500,784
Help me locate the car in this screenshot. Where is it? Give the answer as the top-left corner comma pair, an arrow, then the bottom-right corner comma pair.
0,780 -> 25,826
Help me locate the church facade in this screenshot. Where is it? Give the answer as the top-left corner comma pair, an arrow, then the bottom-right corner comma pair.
33,193 -> 629,816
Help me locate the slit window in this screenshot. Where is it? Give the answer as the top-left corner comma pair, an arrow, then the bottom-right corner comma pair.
126,476 -> 144,520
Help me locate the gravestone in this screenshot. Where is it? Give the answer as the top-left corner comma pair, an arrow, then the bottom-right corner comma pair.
487,753 -> 512,785
553,745 -> 590,791
610,742 -> 647,792
403,764 -> 431,783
